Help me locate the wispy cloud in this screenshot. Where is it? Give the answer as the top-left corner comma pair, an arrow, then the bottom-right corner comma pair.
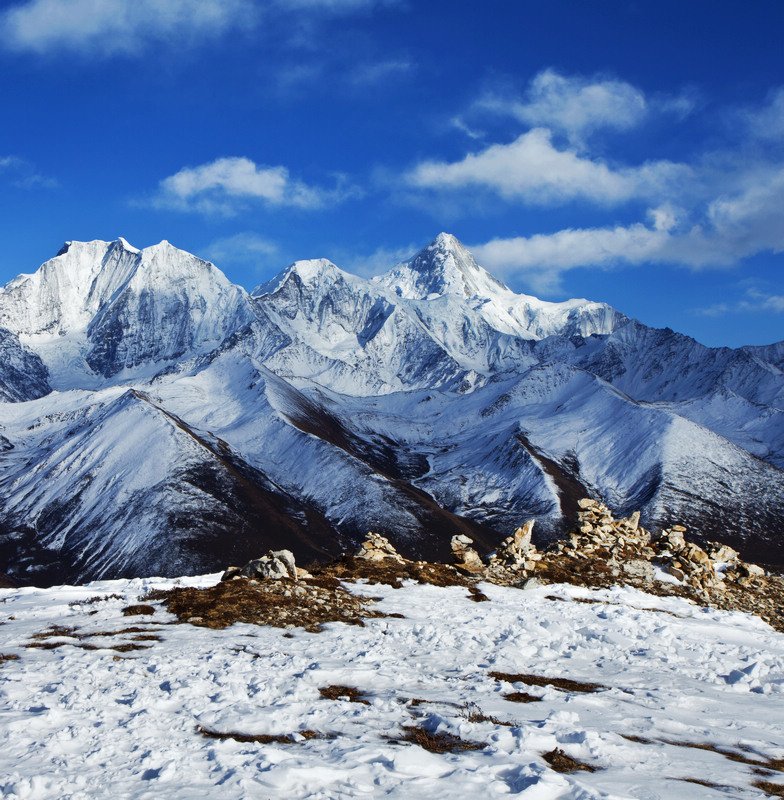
0,0 -> 393,57
698,287 -> 784,317
149,157 -> 360,215
201,232 -> 280,270
406,127 -> 689,206
0,0 -> 256,56
0,155 -> 57,189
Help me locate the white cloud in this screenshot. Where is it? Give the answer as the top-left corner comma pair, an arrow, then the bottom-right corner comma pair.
479,69 -> 648,140
406,128 -> 688,206
470,169 -> 784,293
0,0 -> 392,57
472,220 -> 671,294
0,0 -> 256,56
151,157 -> 357,215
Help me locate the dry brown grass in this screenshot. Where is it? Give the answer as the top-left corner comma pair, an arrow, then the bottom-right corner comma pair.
318,685 -> 370,705
489,671 -> 606,693
151,576 -> 386,632
389,724 -> 486,754
197,725 -> 326,744
122,604 -> 156,616
0,653 -> 19,663
753,780 -> 784,797
542,748 -> 597,773
459,701 -> 516,726
314,556 -> 472,590
502,691 -> 542,703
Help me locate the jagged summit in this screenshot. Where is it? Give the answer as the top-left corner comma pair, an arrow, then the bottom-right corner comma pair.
251,258 -> 349,298
377,232 -> 511,300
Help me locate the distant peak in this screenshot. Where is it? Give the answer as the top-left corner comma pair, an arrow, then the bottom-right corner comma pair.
376,233 -> 510,300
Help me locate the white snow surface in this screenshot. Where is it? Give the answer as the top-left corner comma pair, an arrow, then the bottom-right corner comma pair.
1,576 -> 783,799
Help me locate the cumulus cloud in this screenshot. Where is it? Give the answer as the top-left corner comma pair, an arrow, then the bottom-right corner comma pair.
470,167 -> 784,293
478,69 -> 648,140
151,157 -> 358,215
406,128 -> 689,206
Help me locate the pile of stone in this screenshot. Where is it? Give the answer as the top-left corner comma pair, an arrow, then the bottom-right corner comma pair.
354,532 -> 405,563
221,549 -> 302,582
450,534 -> 485,573
486,520 -> 542,573
544,497 -> 770,601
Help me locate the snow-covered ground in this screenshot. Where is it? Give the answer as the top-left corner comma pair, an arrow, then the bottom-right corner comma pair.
1,575 -> 783,799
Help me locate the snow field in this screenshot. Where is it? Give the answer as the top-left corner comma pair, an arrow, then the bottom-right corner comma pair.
0,575 -> 783,799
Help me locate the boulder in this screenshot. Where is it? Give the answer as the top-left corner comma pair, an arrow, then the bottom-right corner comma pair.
240,549 -> 298,581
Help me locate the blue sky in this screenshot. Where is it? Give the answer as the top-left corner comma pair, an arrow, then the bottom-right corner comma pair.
1,0 -> 783,347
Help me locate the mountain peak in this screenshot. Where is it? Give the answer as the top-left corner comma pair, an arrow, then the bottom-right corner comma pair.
376,233 -> 511,300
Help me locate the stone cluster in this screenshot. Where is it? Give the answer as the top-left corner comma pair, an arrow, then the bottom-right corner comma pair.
354,532 -> 405,563
547,498 -> 768,602
450,534 -> 485,573
486,520 -> 542,573
221,549 -> 302,582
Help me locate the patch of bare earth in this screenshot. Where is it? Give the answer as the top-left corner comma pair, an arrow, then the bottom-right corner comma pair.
197,726 -> 328,744
542,748 -> 597,773
489,671 -> 606,693
388,725 -> 486,754
318,685 -> 370,705
145,575 -> 387,632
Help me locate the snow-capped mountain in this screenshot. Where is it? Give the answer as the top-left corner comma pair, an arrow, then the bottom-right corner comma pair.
0,233 -> 783,583
0,238 -> 255,388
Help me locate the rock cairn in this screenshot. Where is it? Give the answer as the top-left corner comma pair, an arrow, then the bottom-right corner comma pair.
221,549 -> 300,582
355,532 -> 404,564
546,497 -> 769,603
486,520 -> 542,573
450,534 -> 485,573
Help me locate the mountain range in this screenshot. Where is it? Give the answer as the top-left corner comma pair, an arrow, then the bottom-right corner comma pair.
1,232 -> 783,585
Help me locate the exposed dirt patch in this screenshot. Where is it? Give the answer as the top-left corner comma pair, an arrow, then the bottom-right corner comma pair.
542,748 -> 597,773
753,780 -> 784,797
122,604 -> 156,616
489,671 -> 606,693
313,556 -> 472,590
388,725 -> 486,754
503,691 -> 542,703
0,653 -> 19,663
149,576 -> 386,632
197,725 -> 327,744
318,685 -> 370,705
